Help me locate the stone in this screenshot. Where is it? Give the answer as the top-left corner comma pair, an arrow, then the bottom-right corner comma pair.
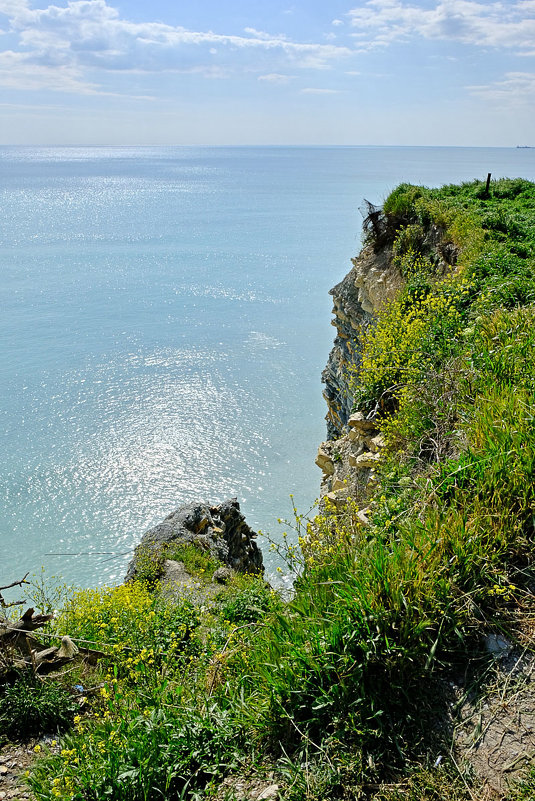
348,412 -> 377,433
255,785 -> 279,800
331,478 -> 346,491
162,559 -> 201,592
212,567 -> 233,585
324,490 -> 348,509
356,509 -> 371,526
315,446 -> 334,476
485,633 -> 512,658
368,434 -> 385,453
355,452 -> 381,469
126,498 -> 263,582
57,635 -> 79,659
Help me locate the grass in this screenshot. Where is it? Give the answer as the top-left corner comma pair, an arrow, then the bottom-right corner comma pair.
6,174 -> 535,800
165,542 -> 222,583
0,672 -> 78,741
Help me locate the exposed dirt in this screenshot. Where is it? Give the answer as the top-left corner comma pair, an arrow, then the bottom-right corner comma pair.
0,740 -> 37,801
453,647 -> 535,798
216,774 -> 279,800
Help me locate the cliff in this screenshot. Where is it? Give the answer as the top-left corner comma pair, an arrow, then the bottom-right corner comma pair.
317,241 -> 403,507
321,243 -> 403,438
311,178 -> 535,796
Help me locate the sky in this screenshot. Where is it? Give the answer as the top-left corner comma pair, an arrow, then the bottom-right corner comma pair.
0,0 -> 533,145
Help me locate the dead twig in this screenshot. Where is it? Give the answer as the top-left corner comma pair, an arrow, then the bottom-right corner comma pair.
0,573 -> 30,609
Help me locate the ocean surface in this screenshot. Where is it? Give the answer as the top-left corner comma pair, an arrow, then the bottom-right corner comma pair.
2,145 -> 535,589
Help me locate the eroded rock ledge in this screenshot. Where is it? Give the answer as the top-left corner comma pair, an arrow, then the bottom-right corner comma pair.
318,242 -> 403,505
126,498 -> 263,582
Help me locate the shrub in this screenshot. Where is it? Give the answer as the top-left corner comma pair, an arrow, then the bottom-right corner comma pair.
219,575 -> 275,624
54,582 -> 200,682
383,184 -> 424,220
132,545 -> 166,588
28,702 -> 241,801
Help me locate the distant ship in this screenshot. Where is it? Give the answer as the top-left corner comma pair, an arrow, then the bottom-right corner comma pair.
517,145 -> 534,148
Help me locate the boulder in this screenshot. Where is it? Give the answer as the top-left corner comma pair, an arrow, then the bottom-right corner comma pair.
348,412 -> 378,433
315,446 -> 334,475
126,498 -> 263,582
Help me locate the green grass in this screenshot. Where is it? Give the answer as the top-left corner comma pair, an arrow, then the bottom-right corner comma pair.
0,672 -> 78,741
165,542 -> 222,582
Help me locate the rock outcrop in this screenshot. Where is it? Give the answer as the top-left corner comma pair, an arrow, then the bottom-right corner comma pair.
322,243 -> 402,440
126,497 -> 263,582
318,242 -> 403,505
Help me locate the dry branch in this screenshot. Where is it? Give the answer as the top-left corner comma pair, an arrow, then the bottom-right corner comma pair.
0,573 -> 29,609
1,604 -> 105,679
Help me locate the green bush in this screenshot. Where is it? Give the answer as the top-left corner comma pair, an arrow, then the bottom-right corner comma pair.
28,702 -> 241,801
219,576 -> 275,624
164,542 -> 221,581
382,184 -> 424,220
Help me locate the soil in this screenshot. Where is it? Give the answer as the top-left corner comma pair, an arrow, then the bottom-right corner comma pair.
0,740 -> 37,801
0,736 -> 64,801
453,648 -> 535,798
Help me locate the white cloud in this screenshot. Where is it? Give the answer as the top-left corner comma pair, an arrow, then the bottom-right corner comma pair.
258,72 -> 291,83
348,0 -> 535,53
0,48 -> 99,91
0,0 -> 352,96
244,27 -> 287,41
0,0 -> 30,15
301,87 -> 342,94
468,71 -> 535,103
332,19 -> 344,26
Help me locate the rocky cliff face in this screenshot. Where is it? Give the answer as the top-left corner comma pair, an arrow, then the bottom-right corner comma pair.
317,242 -> 403,506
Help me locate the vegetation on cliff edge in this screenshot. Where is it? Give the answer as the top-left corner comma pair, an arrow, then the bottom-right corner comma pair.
2,176 -> 535,800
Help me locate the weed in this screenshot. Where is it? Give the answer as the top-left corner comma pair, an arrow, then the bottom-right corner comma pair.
0,671 -> 78,740
218,575 -> 276,624
165,542 -> 221,581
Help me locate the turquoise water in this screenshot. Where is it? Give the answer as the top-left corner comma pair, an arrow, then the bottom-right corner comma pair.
2,146 -> 535,587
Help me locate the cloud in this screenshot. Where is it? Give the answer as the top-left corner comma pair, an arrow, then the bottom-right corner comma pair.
348,0 -> 535,53
301,87 -> 342,94
244,27 -> 287,41
258,72 -> 291,83
0,47 -> 133,93
0,0 -> 30,15
0,0 -> 352,96
468,71 -> 535,103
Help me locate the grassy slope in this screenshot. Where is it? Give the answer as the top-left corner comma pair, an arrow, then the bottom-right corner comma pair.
6,177 -> 535,800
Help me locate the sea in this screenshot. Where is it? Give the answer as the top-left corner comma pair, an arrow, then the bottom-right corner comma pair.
2,145 -> 535,590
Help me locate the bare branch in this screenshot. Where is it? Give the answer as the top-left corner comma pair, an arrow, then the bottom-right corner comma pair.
0,573 -> 30,593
